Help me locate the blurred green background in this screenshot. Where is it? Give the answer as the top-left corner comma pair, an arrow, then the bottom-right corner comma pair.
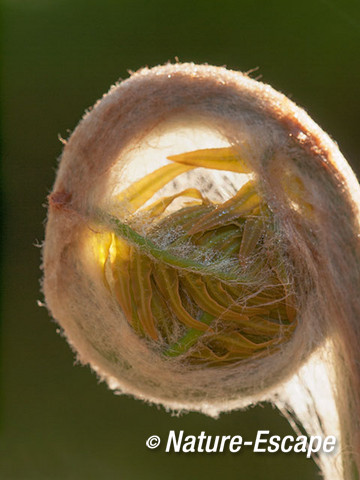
2,0 -> 360,478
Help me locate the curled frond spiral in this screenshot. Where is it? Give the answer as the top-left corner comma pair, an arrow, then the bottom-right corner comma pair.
43,63 -> 360,480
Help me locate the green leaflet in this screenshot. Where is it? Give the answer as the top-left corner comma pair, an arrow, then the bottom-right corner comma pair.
96,147 -> 297,365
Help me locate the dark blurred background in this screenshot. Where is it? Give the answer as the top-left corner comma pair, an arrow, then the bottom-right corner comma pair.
2,0 -> 360,478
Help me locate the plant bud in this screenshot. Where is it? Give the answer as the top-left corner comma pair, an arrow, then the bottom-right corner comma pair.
43,63 -> 360,480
